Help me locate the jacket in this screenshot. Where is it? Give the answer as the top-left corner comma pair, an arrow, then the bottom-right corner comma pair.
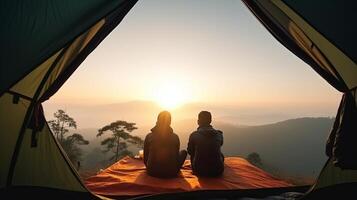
144,126 -> 181,178
187,125 -> 224,176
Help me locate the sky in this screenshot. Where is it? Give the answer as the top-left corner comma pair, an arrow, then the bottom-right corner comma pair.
44,0 -> 341,125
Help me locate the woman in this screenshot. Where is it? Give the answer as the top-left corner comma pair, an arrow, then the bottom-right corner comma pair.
144,111 -> 187,178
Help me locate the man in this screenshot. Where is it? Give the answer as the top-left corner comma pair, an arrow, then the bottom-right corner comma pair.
144,111 -> 187,178
187,111 -> 224,176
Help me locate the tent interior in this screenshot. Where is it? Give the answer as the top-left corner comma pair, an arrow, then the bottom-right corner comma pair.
1,0 -> 357,199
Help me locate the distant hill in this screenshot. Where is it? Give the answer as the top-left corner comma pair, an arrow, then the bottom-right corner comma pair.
76,117 -> 334,182
219,117 -> 334,178
44,100 -> 337,129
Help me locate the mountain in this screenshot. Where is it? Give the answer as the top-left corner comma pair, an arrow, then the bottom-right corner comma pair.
219,117 -> 333,177
76,117 -> 334,182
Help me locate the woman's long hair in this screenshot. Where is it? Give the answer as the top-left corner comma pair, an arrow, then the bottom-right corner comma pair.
151,111 -> 172,135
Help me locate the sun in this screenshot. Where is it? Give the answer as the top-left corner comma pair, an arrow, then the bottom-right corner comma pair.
153,82 -> 189,110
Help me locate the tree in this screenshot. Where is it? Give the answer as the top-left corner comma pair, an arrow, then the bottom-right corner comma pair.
48,109 -> 89,164
97,120 -> 143,163
48,109 -> 77,142
247,152 -> 263,167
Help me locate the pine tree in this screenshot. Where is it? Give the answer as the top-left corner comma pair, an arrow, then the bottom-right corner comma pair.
97,120 -> 143,163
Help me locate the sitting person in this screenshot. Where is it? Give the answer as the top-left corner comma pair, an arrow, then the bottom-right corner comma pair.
187,111 -> 224,176
144,111 -> 187,178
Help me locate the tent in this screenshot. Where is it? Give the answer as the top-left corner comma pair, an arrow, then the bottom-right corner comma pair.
0,0 -> 356,199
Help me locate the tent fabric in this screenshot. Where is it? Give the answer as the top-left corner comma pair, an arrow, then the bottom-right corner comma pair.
243,0 -> 354,92
0,0 -> 127,95
282,0 -> 357,64
313,159 -> 357,190
85,156 -> 292,197
274,0 -> 357,90
326,93 -> 357,169
0,93 -> 29,187
12,122 -> 86,191
242,0 -> 357,192
0,0 -> 138,194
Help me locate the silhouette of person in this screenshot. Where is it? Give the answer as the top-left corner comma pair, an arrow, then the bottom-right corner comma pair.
144,111 -> 187,178
187,111 -> 224,176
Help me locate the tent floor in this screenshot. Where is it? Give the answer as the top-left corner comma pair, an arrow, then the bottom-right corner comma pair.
1,186 -> 308,199
2,184 -> 357,199
129,186 -> 309,200
303,183 -> 357,200
0,186 -> 99,200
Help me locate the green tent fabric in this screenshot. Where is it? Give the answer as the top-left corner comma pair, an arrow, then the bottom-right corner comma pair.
0,0 -> 356,198
242,0 -> 357,194
0,0 -> 138,198
0,0 -> 131,96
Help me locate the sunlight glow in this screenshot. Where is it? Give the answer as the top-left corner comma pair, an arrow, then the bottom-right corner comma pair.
153,82 -> 189,110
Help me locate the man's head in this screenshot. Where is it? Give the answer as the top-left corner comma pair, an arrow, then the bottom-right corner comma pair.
198,111 -> 212,126
156,111 -> 171,127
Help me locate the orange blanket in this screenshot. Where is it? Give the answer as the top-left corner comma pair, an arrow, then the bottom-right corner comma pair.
85,156 -> 291,197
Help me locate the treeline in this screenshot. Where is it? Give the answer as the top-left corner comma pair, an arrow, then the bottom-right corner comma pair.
48,109 -> 143,169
